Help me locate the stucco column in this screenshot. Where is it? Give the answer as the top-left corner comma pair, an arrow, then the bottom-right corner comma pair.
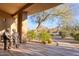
17,12 -> 22,43
22,12 -> 28,43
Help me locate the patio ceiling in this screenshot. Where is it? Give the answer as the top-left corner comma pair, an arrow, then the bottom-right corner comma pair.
24,3 -> 61,15
0,3 -> 26,15
0,3 -> 61,17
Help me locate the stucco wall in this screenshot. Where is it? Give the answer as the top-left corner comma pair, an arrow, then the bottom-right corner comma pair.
0,11 -> 14,40
0,11 -> 28,41
11,16 -> 28,42
22,19 -> 28,42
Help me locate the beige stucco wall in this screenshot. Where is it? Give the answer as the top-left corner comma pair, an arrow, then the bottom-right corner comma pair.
0,11 -> 14,40
0,18 -> 14,40
11,16 -> 28,42
22,19 -> 28,42
11,17 -> 17,34
0,11 -> 28,41
0,11 -> 14,30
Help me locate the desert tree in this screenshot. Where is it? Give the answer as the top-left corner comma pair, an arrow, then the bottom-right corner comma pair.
30,4 -> 74,30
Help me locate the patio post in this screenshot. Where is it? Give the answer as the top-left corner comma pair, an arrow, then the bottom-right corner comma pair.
17,12 -> 22,43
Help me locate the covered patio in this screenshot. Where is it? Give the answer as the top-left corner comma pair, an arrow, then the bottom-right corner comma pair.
0,3 -> 79,56
0,3 -> 61,42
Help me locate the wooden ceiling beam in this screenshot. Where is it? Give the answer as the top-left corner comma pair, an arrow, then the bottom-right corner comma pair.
23,3 -> 62,15
0,9 -> 12,17
12,3 -> 34,16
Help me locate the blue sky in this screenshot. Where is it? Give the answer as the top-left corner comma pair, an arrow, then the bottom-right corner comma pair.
27,3 -> 79,30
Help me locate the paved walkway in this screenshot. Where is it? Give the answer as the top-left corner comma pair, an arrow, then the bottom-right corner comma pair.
0,41 -> 79,56
54,36 -> 79,48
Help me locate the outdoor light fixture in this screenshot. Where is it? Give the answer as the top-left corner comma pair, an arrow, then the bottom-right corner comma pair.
3,18 -> 6,22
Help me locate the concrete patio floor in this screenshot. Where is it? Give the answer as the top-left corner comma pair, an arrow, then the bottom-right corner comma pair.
0,41 -> 79,56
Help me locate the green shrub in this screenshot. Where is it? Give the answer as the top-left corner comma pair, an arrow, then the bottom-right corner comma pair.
74,33 -> 79,41
27,30 -> 36,41
70,31 -> 79,41
59,31 -> 66,38
70,32 -> 75,37
38,31 -> 52,44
